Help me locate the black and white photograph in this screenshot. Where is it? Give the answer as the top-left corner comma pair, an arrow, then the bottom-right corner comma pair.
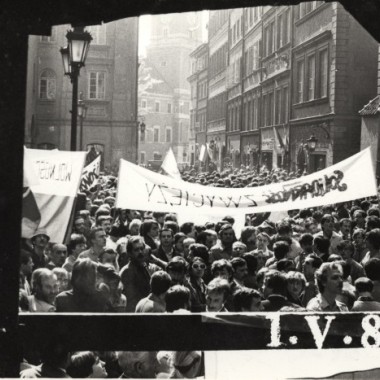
2,0 -> 380,378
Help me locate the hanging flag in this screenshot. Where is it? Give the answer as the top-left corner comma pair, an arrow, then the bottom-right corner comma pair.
22,147 -> 87,243
161,148 -> 181,180
274,125 -> 285,151
199,144 -> 208,163
79,155 -> 101,192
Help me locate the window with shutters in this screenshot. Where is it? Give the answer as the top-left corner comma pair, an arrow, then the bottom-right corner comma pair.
88,72 -> 105,100
39,69 -> 56,100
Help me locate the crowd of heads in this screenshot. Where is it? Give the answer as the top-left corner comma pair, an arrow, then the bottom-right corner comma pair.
19,168 -> 380,315
20,347 -> 204,378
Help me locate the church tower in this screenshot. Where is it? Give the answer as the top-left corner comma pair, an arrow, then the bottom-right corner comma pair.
146,12 -> 203,90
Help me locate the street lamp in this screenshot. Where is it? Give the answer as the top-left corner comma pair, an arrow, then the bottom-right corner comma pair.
78,92 -> 88,150
60,26 -> 92,151
306,134 -> 318,152
136,117 -> 146,164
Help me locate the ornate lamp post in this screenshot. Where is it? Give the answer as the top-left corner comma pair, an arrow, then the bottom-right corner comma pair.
60,27 -> 92,151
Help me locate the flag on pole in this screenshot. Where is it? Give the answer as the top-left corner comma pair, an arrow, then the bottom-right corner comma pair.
79,155 -> 101,192
161,148 -> 181,180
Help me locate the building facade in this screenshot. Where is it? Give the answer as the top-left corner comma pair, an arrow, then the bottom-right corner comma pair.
138,12 -> 203,169
207,10 -> 229,171
189,2 -> 378,173
188,43 -> 209,167
24,20 -> 139,171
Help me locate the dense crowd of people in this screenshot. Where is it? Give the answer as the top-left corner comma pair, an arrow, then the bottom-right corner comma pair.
20,348 -> 204,378
19,164 -> 380,316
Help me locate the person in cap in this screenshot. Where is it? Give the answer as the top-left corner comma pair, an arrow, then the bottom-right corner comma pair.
30,230 -> 50,270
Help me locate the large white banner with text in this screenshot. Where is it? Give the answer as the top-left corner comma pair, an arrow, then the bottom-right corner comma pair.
22,147 -> 86,243
116,148 -> 377,216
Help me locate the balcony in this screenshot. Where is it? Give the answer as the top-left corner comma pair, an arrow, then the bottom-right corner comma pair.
262,52 -> 290,81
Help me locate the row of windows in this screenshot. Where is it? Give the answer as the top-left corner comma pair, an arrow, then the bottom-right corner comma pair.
209,43 -> 228,79
228,100 -> 241,132
39,69 -> 106,100
208,9 -> 229,38
191,55 -> 208,74
294,1 -> 324,20
141,98 -> 189,115
140,126 -> 173,143
295,47 -> 328,103
263,9 -> 291,57
198,81 -> 208,99
230,15 -> 243,46
262,86 -> 289,127
227,56 -> 242,86
245,7 -> 262,29
225,85 -> 289,132
207,93 -> 227,122
244,40 -> 261,76
242,96 -> 260,131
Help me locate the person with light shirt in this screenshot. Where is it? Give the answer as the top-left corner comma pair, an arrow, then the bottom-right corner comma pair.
307,262 -> 348,311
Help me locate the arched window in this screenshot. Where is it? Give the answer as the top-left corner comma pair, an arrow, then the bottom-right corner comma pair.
39,69 -> 56,100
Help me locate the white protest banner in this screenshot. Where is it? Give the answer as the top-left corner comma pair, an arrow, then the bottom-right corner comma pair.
161,148 -> 181,180
22,147 -> 86,243
116,148 -> 376,216
79,155 -> 101,192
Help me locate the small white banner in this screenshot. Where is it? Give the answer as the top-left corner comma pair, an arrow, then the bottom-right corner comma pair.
80,155 -> 101,192
116,148 -> 377,216
161,148 -> 181,180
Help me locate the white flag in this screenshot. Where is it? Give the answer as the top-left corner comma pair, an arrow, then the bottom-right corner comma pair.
161,148 -> 181,180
